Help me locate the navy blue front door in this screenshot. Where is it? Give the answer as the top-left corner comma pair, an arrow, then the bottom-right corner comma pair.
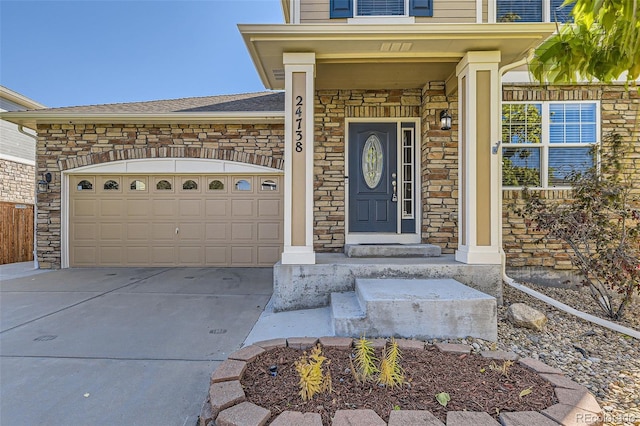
349,123 -> 397,232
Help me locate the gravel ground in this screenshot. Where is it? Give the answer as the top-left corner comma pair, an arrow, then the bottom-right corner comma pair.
437,282 -> 639,426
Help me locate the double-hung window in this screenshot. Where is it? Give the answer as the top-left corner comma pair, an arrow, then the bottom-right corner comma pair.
497,0 -> 574,22
501,102 -> 599,188
330,0 -> 433,18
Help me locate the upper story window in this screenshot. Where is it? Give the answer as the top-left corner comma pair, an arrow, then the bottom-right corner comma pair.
497,0 -> 574,23
330,0 -> 432,18
502,101 -> 598,188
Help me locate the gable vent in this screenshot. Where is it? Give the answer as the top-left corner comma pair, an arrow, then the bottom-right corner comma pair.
380,42 -> 412,52
273,69 -> 285,81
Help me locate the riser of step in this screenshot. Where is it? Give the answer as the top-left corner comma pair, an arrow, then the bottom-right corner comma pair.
344,244 -> 442,258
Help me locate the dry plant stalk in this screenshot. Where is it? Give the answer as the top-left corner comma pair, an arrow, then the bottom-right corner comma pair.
352,336 -> 379,383
489,360 -> 514,377
378,337 -> 405,387
294,344 -> 331,401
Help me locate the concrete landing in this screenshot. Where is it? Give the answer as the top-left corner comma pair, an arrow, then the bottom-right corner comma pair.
344,244 -> 441,258
331,278 -> 497,341
273,254 -> 503,312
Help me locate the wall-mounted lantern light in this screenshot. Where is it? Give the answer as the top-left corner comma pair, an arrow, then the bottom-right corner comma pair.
38,172 -> 52,193
440,109 -> 452,131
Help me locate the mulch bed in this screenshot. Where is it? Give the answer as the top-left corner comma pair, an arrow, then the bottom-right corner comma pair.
241,344 -> 557,424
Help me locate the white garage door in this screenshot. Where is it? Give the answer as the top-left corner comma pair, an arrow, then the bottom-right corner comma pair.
69,174 -> 283,267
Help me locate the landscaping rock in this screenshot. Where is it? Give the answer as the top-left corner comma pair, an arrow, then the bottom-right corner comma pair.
209,380 -> 245,418
447,411 -> 500,425
332,409 -> 386,425
216,401 -> 270,426
270,411 -> 322,426
506,303 -> 548,331
388,409 -> 444,425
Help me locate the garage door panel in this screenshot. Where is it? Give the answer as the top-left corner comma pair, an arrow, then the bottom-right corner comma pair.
152,199 -> 176,216
151,223 -> 177,241
70,173 -> 283,267
127,223 -> 149,241
257,222 -> 281,241
178,223 -> 203,241
178,246 -> 203,265
231,199 -> 255,217
205,246 -> 228,265
151,246 -> 175,265
100,246 -> 124,265
205,199 -> 228,217
99,223 -> 123,242
127,199 -> 150,217
231,246 -> 255,265
257,199 -> 281,217
179,199 -> 202,217
73,223 -> 97,241
231,223 -> 255,240
99,199 -> 124,217
205,223 -> 228,240
73,199 -> 96,218
258,246 -> 281,265
126,247 -> 149,265
72,246 -> 96,265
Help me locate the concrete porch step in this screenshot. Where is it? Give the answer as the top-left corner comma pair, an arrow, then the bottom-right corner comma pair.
331,278 -> 497,341
344,244 -> 442,258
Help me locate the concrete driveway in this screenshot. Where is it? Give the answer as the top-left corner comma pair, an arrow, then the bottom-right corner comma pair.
0,266 -> 272,426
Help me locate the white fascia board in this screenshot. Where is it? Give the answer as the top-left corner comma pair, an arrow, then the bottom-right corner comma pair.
0,111 -> 285,129
0,86 -> 46,110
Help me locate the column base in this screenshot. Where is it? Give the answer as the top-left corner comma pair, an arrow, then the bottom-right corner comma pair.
455,246 -> 502,264
281,246 -> 316,265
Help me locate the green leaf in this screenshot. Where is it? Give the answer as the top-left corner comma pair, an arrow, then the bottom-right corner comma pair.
436,392 -> 451,407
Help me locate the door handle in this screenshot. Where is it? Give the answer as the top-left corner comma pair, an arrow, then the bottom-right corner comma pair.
391,180 -> 397,202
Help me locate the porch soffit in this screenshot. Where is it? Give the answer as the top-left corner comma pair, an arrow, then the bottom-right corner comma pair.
238,23 -> 556,90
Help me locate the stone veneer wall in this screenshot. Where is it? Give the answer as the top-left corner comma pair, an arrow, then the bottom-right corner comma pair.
502,83 -> 639,270
421,82 -> 458,254
0,159 -> 35,204
313,89 -> 422,252
35,123 -> 284,268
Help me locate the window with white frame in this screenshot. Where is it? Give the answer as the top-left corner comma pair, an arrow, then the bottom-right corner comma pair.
501,102 -> 598,188
329,0 -> 432,18
497,0 -> 574,22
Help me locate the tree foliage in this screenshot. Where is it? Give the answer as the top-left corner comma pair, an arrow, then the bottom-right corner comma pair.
518,133 -> 640,320
530,0 -> 640,84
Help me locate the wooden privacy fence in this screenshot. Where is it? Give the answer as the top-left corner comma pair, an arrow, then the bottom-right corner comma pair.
0,202 -> 34,265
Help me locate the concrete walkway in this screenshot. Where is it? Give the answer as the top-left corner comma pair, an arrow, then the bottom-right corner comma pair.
0,265 -> 274,426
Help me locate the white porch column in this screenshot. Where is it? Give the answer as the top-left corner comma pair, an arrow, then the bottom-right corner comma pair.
281,52 -> 316,264
455,51 -> 502,265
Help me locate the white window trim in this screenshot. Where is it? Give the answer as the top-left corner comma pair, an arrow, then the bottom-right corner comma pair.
494,0 -> 559,23
501,100 -> 600,190
353,0 -> 409,17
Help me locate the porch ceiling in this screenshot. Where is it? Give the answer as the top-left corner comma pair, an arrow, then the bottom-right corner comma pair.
238,23 -> 556,90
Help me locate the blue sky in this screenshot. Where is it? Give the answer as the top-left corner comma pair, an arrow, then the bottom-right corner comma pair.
1,0 -> 284,108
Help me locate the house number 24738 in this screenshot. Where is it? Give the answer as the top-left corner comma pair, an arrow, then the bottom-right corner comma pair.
295,95 -> 303,153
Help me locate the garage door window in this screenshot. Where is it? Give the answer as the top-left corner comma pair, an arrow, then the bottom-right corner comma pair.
209,180 -> 224,190
235,179 -> 251,191
261,179 -> 277,191
156,179 -> 172,190
182,179 -> 198,190
77,179 -> 93,191
103,180 -> 119,190
130,180 -> 146,191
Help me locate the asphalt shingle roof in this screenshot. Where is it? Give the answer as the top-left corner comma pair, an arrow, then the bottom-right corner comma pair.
34,91 -> 285,114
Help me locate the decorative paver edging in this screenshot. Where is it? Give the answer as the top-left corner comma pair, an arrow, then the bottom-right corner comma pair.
199,337 -> 604,426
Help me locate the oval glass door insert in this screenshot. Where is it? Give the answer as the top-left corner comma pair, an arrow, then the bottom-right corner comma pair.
362,134 -> 383,188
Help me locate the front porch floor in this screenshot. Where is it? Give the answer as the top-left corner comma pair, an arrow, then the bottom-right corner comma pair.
273,253 -> 502,312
